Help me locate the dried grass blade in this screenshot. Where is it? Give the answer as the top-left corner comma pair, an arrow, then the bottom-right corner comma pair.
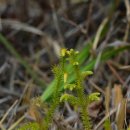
105,86 -> 111,115
116,98 -> 127,130
113,84 -> 123,107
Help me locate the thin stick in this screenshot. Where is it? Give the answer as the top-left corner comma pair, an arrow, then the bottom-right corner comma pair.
94,108 -> 117,130
0,100 -> 18,124
93,18 -> 108,51
8,114 -> 26,130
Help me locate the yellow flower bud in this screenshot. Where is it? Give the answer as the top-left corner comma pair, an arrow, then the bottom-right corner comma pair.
64,72 -> 68,83
61,48 -> 67,57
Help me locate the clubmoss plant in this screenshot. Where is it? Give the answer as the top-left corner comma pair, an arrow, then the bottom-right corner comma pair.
17,49 -> 66,130
60,49 -> 100,130
43,55 -> 65,129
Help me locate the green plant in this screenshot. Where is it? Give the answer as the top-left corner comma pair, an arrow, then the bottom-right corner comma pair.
16,49 -> 66,130
60,49 -> 100,130
43,54 -> 66,129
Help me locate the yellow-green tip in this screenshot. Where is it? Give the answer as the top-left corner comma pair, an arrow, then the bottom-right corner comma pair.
60,93 -> 70,102
61,48 -> 67,57
88,92 -> 100,102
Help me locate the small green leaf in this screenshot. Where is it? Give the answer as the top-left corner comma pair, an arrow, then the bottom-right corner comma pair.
64,83 -> 76,91
81,71 -> 93,78
88,92 -> 100,102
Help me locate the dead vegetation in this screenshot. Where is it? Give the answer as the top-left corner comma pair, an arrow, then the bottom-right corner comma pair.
0,0 -> 130,130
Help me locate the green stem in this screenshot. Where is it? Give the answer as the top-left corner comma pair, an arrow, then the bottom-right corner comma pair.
44,57 -> 65,129
74,65 -> 91,130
